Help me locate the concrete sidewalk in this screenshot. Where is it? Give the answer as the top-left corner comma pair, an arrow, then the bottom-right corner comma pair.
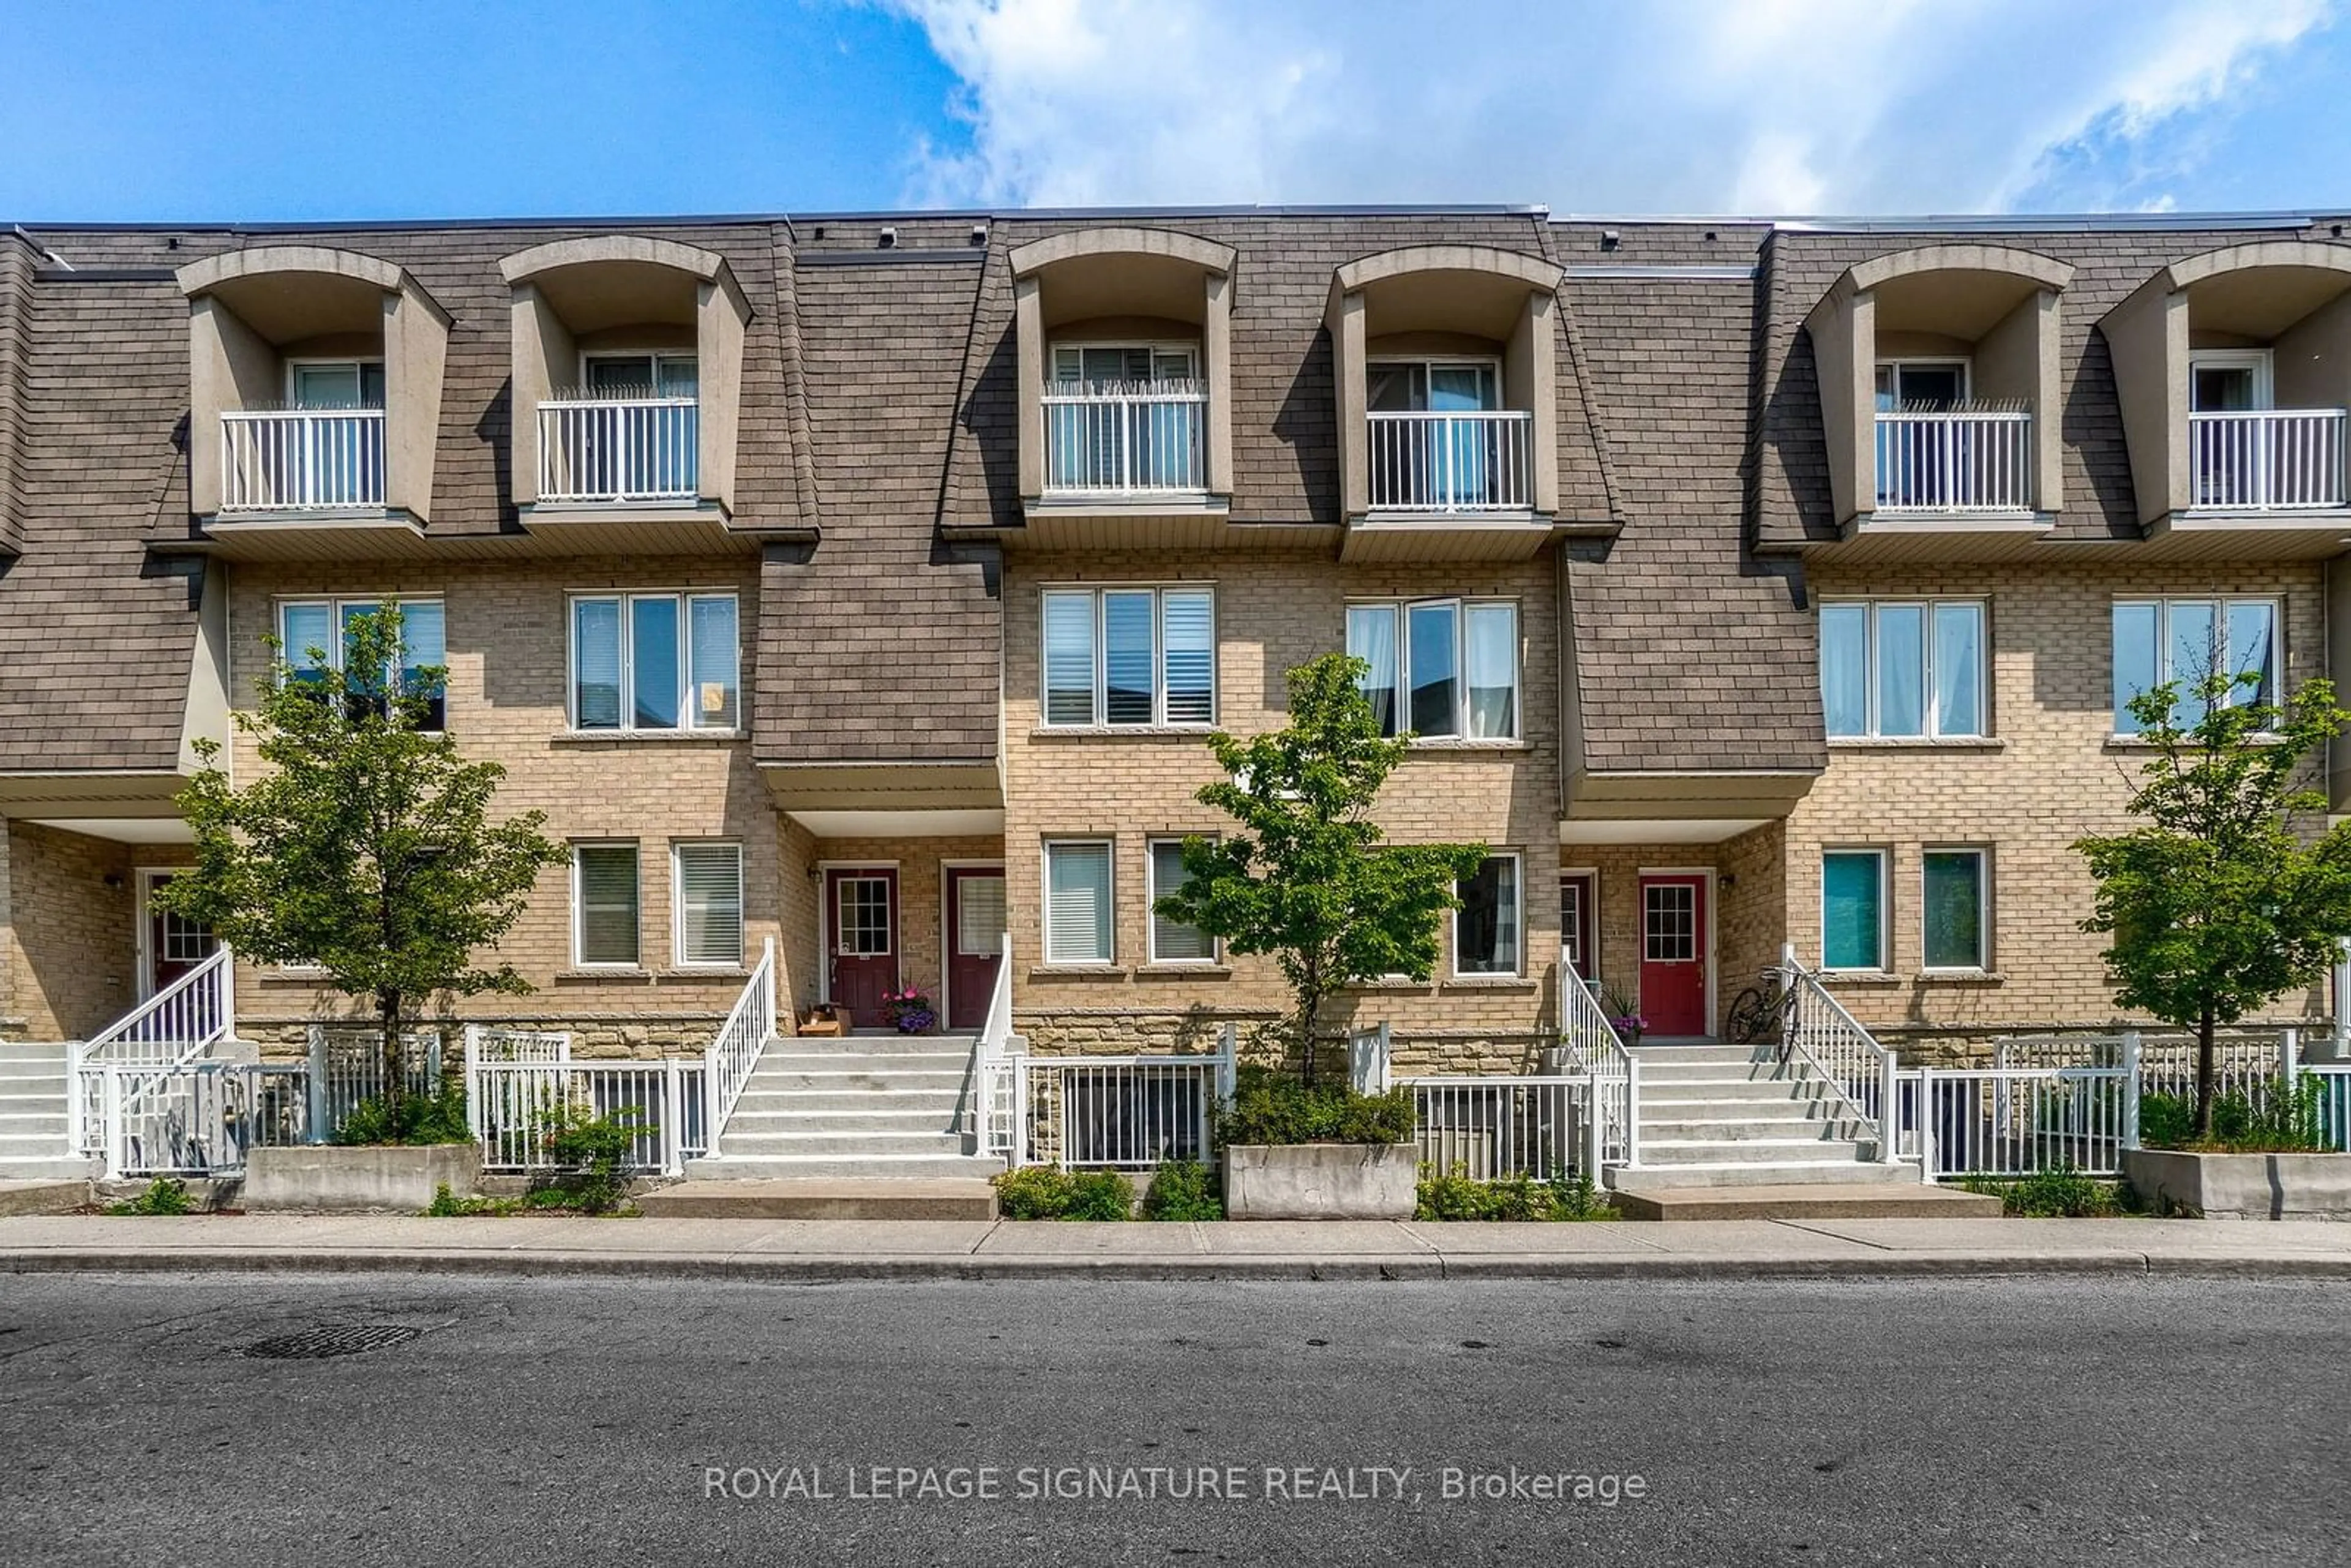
5,1213 -> 2351,1280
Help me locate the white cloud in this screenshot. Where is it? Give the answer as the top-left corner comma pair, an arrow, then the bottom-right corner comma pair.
883,0 -> 2339,213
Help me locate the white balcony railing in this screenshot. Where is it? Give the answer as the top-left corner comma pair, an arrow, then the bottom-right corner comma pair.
220,409 -> 386,511
1367,410 -> 1534,512
2189,409 -> 2348,510
1041,386 -> 1205,494
1873,410 -> 2034,512
538,397 -> 699,503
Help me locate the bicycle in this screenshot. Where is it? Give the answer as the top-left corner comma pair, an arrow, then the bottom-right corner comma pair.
1725,967 -> 1800,1063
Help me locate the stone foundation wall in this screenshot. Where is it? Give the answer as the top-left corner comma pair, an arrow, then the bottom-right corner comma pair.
236,1011 -> 724,1061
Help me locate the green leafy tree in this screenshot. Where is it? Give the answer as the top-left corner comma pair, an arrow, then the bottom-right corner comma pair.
1154,653 -> 1488,1084
2075,669 -> 2351,1136
157,603 -> 567,1112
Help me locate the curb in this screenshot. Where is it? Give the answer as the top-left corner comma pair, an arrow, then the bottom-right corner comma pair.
6,1249 -> 2350,1283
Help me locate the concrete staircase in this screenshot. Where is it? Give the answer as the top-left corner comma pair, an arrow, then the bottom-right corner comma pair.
682,1032 -> 1006,1182
1611,1041 -> 1921,1190
0,1040 -> 97,1181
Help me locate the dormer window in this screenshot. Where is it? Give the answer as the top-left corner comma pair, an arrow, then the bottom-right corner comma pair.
1044,342 -> 1203,495
1873,359 -> 1964,413
290,359 -> 386,410
583,351 -> 699,400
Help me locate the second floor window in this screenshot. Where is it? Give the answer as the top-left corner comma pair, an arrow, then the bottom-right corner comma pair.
1346,599 -> 1518,740
1820,599 -> 1984,740
1043,839 -> 1115,964
1041,587 -> 1215,727
280,598 -> 446,731
571,591 -> 740,733
2112,597 -> 2277,734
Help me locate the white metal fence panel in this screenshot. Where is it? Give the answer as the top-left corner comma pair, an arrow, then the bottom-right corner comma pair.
538,398 -> 699,502
1920,1067 -> 2132,1178
2189,410 -> 2347,509
221,410 -> 386,510
103,1062 -> 313,1177
463,1026 -> 572,1064
1874,411 -> 2034,511
1366,411 -> 1534,511
1041,389 -> 1205,492
1403,1076 -> 1587,1180
309,1027 -> 444,1133
468,1059 -> 700,1174
1028,1053 -> 1226,1170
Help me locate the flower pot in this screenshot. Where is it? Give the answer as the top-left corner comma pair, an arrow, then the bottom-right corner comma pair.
1222,1142 -> 1419,1220
245,1143 -> 482,1214
2122,1147 -> 2351,1220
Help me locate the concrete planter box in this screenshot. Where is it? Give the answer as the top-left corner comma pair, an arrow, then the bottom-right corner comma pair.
2123,1148 -> 2351,1220
1223,1142 -> 1418,1220
245,1144 -> 482,1214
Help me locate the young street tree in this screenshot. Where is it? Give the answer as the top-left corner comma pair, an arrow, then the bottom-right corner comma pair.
157,604 -> 566,1111
1153,653 -> 1488,1084
2075,669 -> 2351,1136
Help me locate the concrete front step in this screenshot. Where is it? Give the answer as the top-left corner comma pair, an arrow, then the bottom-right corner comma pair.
757,1051 -> 970,1074
775,1036 -> 974,1059
1609,1181 -> 2003,1220
636,1177 -> 997,1221
1637,1136 -> 1877,1165
722,1108 -> 962,1136
1607,1159 -> 1922,1190
1627,1044 -> 1771,1065
1642,1116 -> 1862,1142
0,1157 -> 99,1183
683,1153 -> 1003,1181
744,1070 -> 968,1095
1633,1062 -> 1804,1086
730,1087 -> 964,1116
717,1131 -> 968,1160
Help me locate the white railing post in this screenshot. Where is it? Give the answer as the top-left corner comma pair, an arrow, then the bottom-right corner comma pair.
102,1067 -> 124,1180
662,1055 -> 684,1176
1879,1050 -> 1899,1165
1622,1056 -> 1642,1170
2282,1026 -> 2301,1087
66,1042 -> 85,1157
762,936 -> 778,1038
2121,1030 -> 2142,1151
1919,1070 -> 1940,1179
306,1024 -> 329,1143
1217,1022 -> 1238,1102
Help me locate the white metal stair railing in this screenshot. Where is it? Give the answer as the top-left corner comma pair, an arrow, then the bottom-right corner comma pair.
969,934 -> 1026,1163
1777,945 -> 1900,1165
73,947 -> 237,1154
1556,966 -> 1640,1171
100,1059 -> 313,1179
702,937 -> 776,1147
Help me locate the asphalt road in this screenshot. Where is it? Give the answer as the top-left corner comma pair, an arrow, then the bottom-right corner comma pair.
0,1271 -> 2338,1567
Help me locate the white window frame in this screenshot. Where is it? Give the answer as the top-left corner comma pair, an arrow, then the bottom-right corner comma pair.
1453,852 -> 1525,980
1038,585 -> 1218,729
1048,341 -> 1199,388
1366,356 -> 1505,411
1820,598 -> 1987,740
1820,848 -> 1890,974
579,349 -> 700,397
670,839 -> 745,971
1146,836 -> 1218,966
567,589 -> 740,734
2188,348 -> 2274,412
284,356 -> 386,408
1560,868 -> 1599,984
275,596 -> 447,730
1346,597 -> 1521,742
1041,838 -> 1117,966
1873,356 -> 1971,407
1921,846 -> 1990,975
2111,595 -> 2281,736
571,841 -> 642,970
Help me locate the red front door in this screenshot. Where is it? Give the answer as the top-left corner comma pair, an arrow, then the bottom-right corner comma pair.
945,867 -> 1007,1032
825,868 -> 898,1023
1637,874 -> 1709,1038
145,874 -> 219,996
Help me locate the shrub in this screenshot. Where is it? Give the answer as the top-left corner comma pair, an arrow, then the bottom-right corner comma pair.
424,1182 -> 512,1217
2142,1077 -> 2330,1153
1959,1165 -> 2130,1218
529,1103 -> 647,1215
105,1176 -> 194,1216
335,1087 -> 470,1147
1218,1066 -> 1416,1147
1140,1159 -> 1224,1220
1067,1170 -> 1134,1220
1413,1165 -> 1618,1221
994,1165 -> 1078,1219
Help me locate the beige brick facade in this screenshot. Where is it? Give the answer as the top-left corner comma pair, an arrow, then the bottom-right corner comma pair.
1787,558 -> 2334,1051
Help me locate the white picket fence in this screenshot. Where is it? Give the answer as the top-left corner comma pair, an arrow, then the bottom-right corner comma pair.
1022,1032 -> 1235,1171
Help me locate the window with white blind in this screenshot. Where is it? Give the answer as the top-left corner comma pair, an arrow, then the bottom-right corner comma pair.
1040,587 -> 1215,727
570,591 -> 738,732
1148,838 -> 1215,962
279,598 -> 447,730
1043,839 -> 1115,964
573,843 -> 640,967
672,842 -> 744,969
1346,599 -> 1518,740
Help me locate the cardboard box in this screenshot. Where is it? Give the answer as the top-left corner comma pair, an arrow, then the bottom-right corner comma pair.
799,1008 -> 852,1037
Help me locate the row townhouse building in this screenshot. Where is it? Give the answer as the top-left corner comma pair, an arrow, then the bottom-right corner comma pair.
4,203 -> 2351,1176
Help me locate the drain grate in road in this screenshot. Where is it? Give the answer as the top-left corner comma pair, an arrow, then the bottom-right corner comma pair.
240,1324 -> 422,1360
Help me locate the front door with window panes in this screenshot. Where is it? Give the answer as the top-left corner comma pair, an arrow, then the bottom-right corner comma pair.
1637,875 -> 1708,1038
1368,360 -> 1501,507
945,868 -> 1007,1031
1048,345 -> 1200,490
826,868 -> 898,1022
144,873 -> 220,1002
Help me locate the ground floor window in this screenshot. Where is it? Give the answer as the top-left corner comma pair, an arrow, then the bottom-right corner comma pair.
1455,854 -> 1522,976
673,842 -> 744,968
1147,838 -> 1214,962
1044,839 -> 1114,964
1922,849 -> 1987,972
574,843 -> 640,967
1821,850 -> 1886,972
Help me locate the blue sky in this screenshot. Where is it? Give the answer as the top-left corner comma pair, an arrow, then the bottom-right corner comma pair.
2,0 -> 2346,222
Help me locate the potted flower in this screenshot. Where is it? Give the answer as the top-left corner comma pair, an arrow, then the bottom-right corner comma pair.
882,985 -> 936,1035
1599,981 -> 1648,1046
